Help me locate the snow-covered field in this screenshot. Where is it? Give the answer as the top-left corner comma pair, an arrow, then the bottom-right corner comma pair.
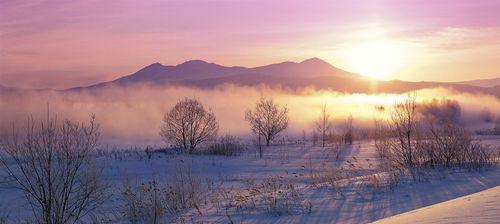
1,137 -> 499,223
373,186 -> 500,224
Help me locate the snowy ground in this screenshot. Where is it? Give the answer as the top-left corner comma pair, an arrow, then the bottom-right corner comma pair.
0,137 -> 499,223
373,186 -> 500,224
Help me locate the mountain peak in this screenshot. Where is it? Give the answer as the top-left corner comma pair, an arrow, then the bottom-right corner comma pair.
135,62 -> 167,74
300,57 -> 329,65
146,62 -> 164,68
178,59 -> 211,67
82,57 -> 358,89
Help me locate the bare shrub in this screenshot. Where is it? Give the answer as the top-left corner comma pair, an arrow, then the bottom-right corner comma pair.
260,176 -> 302,215
418,97 -> 497,169
376,94 -> 497,175
385,93 -> 422,171
461,141 -> 499,169
245,98 -> 289,147
0,115 -> 107,224
322,158 -> 386,200
323,166 -> 346,198
343,115 -> 354,145
220,175 -> 311,216
422,121 -> 498,169
315,103 -> 332,147
160,98 -> 218,154
207,135 -> 244,156
306,155 -> 320,187
374,94 -> 431,181
421,122 -> 470,166
330,133 -> 344,160
311,131 -> 319,146
373,120 -> 391,161
121,178 -> 165,224
120,163 -> 208,223
249,176 -> 311,215
165,164 -> 206,215
373,122 -> 405,188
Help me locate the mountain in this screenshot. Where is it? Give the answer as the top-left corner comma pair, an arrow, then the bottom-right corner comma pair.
69,58 -> 357,90
66,58 -> 500,97
455,77 -> 500,88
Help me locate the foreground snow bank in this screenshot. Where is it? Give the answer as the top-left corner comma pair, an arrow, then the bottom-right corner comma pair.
373,186 -> 500,224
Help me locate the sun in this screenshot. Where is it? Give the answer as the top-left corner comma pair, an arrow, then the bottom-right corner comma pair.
344,40 -> 409,79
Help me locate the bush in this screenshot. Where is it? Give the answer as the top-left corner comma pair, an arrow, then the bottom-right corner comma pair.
121,179 -> 166,223
217,175 -> 311,216
207,135 -> 244,156
260,176 -> 303,215
375,95 -> 498,180
120,163 -> 208,223
421,120 -> 498,169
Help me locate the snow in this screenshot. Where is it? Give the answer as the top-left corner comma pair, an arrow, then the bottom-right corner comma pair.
373,186 -> 500,224
1,138 -> 499,223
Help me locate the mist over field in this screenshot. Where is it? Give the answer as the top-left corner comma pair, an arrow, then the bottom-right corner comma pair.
1,84 -> 498,147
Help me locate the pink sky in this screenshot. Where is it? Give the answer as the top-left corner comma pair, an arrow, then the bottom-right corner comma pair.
1,0 -> 500,89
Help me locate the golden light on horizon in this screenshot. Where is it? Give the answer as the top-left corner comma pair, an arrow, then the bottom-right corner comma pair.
343,40 -> 410,80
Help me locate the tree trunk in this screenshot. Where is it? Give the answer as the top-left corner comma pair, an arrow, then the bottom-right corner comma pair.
258,135 -> 263,158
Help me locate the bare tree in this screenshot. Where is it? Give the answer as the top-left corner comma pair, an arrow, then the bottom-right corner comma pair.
160,98 -> 218,154
344,115 -> 354,145
245,98 -> 289,148
385,93 -> 421,169
0,115 -> 106,224
315,104 -> 332,147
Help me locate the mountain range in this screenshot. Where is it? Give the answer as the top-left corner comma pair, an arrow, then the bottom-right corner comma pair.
455,77 -> 500,88
68,58 -> 355,89
2,58 -> 499,97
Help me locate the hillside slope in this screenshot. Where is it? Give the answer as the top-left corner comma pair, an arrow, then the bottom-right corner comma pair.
373,186 -> 500,224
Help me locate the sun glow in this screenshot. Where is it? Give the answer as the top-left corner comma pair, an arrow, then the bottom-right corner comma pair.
344,40 -> 409,79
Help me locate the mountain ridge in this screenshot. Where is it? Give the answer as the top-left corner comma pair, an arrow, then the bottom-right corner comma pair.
69,58 -> 357,90
6,58 -> 498,98
454,77 -> 500,88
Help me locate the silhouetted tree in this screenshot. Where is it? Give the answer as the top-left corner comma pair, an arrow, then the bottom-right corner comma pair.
0,115 -> 107,224
160,98 -> 218,154
245,98 -> 289,149
387,93 -> 421,169
315,103 -> 332,147
344,115 -> 354,145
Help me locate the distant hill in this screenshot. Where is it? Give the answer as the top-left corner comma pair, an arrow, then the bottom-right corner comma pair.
31,58 -> 498,98
455,77 -> 500,88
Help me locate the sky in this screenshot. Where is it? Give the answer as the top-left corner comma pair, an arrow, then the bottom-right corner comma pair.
1,0 -> 500,89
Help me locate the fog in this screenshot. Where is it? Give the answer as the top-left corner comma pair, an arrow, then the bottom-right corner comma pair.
1,84 -> 499,147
